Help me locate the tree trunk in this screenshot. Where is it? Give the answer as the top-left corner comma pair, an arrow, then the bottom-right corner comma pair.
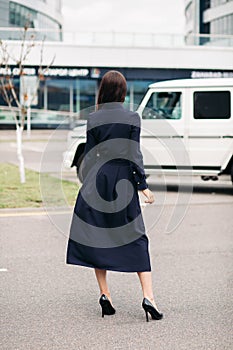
16,124 -> 25,183
27,106 -> 31,138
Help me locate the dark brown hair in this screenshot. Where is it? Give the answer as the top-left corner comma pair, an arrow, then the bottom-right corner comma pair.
97,70 -> 127,107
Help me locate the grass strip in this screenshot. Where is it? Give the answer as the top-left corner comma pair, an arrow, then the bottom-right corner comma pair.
0,163 -> 78,208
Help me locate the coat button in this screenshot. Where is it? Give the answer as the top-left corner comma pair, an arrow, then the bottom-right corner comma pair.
133,171 -> 136,174
137,182 -> 140,184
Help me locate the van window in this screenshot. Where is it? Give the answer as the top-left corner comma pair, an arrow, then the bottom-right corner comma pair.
142,91 -> 182,120
194,91 -> 231,119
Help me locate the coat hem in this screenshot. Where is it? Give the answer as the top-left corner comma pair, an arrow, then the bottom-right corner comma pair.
66,260 -> 151,273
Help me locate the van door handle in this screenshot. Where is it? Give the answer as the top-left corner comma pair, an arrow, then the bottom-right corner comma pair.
222,135 -> 233,138
171,135 -> 183,138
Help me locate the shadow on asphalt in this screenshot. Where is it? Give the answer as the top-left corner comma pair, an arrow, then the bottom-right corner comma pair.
149,182 -> 233,196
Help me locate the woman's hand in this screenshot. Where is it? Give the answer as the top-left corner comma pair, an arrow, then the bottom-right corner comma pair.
141,188 -> 155,204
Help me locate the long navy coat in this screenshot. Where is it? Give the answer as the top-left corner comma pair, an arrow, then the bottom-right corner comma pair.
66,103 -> 151,272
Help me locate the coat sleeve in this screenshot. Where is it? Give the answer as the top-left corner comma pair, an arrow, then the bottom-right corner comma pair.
130,113 -> 148,191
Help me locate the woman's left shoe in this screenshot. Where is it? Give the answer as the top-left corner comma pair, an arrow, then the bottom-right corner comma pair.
142,297 -> 163,322
99,294 -> 116,318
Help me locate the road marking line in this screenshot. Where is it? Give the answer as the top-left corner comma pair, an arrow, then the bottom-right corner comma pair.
0,268 -> 8,272
0,210 -> 71,218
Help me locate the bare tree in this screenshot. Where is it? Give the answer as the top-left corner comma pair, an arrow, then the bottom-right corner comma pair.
0,24 -> 55,183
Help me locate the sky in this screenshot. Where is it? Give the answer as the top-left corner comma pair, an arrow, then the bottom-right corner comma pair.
61,0 -> 186,34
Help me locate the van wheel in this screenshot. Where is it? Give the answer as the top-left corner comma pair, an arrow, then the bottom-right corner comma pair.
76,153 -> 84,182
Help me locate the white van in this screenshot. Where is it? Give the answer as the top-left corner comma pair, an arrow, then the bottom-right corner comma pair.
64,78 -> 233,184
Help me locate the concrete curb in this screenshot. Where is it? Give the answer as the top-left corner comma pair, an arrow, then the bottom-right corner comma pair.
0,206 -> 72,214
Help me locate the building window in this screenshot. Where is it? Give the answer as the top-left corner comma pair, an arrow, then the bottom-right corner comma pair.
226,14 -> 233,34
125,80 -> 152,110
204,0 -> 211,10
211,0 -> 231,6
211,14 -> 233,35
194,91 -> 231,119
9,2 -> 36,27
9,1 -> 62,41
73,79 -> 97,115
47,80 -> 70,111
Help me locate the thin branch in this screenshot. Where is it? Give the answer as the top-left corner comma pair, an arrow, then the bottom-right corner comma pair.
8,78 -> 21,108
28,37 -> 55,106
18,25 -> 28,65
0,25 -> 55,129
0,78 -> 19,125
0,77 -> 12,106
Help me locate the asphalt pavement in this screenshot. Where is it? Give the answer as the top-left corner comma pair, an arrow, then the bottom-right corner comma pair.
0,130 -> 233,350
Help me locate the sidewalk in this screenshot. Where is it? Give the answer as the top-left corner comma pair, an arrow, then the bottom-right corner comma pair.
0,129 -> 68,142
1,192 -> 232,350
0,128 -> 78,182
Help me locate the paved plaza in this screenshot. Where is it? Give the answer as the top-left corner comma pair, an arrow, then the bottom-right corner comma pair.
0,130 -> 232,350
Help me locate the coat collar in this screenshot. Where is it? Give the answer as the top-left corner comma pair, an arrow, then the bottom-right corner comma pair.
100,102 -> 124,110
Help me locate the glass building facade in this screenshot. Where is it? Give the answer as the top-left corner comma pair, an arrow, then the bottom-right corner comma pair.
1,2 -> 233,127
0,74 -> 153,114
1,65 -> 233,128
0,0 -> 62,40
185,0 -> 233,45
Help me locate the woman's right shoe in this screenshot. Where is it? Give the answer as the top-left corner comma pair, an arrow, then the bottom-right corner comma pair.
142,297 -> 163,322
99,294 -> 116,318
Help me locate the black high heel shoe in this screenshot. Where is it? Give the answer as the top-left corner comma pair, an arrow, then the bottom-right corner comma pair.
142,298 -> 163,322
99,294 -> 116,318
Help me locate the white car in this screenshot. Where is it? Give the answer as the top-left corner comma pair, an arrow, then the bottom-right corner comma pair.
63,78 -> 233,185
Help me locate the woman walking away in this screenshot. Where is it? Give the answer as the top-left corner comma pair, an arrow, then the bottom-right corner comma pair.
66,70 -> 163,322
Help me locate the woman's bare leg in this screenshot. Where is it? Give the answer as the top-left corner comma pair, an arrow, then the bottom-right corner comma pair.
137,271 -> 160,310
95,268 -> 112,303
